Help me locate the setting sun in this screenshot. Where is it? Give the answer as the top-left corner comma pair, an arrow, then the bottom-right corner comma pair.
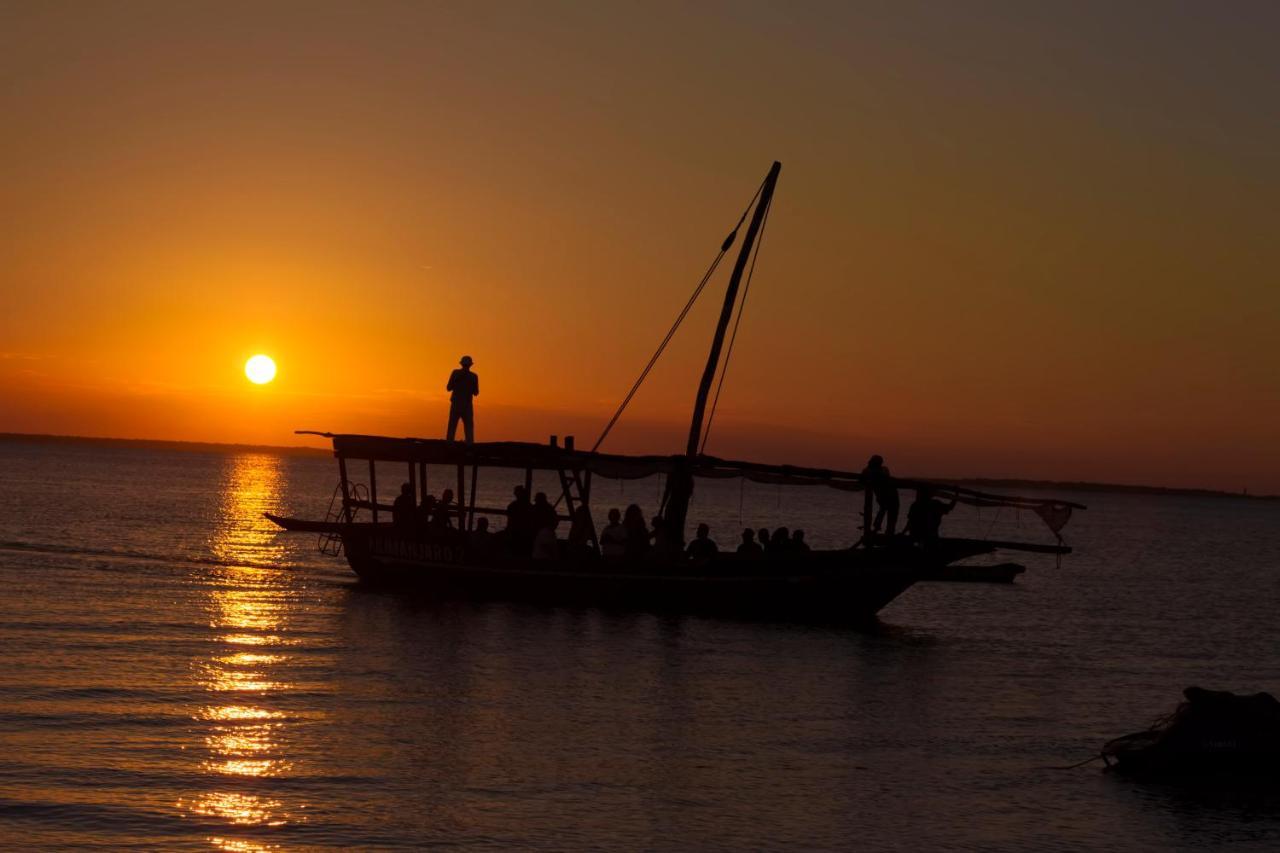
244,355 -> 276,385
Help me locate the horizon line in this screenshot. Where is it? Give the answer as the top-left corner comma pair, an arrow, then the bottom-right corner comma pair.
2,431 -> 1274,502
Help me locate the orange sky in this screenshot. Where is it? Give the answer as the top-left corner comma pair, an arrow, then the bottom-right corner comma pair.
3,2 -> 1278,491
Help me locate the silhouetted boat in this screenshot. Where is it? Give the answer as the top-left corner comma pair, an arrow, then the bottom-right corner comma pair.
267,162 -> 1081,621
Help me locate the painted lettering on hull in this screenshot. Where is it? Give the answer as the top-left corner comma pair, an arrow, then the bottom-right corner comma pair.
368,535 -> 464,564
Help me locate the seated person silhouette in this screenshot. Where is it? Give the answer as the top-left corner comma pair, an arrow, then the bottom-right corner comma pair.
737,528 -> 764,556
686,523 -> 718,562
432,488 -> 455,530
532,492 -> 557,534
600,508 -> 626,558
650,516 -> 674,558
469,517 -> 494,558
768,526 -> 791,555
791,529 -> 811,552
392,483 -> 416,528
904,487 -> 956,545
416,495 -> 437,531
623,504 -> 649,558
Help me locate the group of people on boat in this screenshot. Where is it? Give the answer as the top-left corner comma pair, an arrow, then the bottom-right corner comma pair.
735,526 -> 810,555
595,505 -> 725,563
391,482 -> 468,533
390,446 -> 957,561
862,454 -> 957,545
392,477 -> 747,564
501,485 -> 586,559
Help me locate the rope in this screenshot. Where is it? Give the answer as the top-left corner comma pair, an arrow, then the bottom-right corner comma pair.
1040,754 -> 1105,770
591,178 -> 768,453
700,190 -> 773,454
983,506 -> 1003,541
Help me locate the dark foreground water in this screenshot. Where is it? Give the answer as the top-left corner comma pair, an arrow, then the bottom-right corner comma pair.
1,439 -> 1278,851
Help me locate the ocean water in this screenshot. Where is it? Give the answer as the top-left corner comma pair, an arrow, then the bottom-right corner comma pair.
1,438 -> 1278,851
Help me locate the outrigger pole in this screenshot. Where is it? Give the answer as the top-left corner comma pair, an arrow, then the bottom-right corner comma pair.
664,160 -> 782,543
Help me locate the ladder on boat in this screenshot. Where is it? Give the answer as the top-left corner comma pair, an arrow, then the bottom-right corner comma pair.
317,481 -> 368,556
556,466 -> 599,554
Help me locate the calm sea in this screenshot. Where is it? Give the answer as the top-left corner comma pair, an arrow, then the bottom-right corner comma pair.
1,439 -> 1278,851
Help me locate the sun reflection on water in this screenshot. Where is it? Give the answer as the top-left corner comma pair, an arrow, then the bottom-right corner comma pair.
221,634 -> 285,647
215,653 -> 285,666
180,454 -> 313,847
190,791 -> 287,826
209,837 -> 280,852
197,706 -> 285,722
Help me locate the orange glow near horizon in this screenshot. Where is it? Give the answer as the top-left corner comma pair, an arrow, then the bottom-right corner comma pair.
3,4 -> 1278,491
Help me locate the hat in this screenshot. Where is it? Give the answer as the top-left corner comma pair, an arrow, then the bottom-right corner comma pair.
459,355 -> 473,366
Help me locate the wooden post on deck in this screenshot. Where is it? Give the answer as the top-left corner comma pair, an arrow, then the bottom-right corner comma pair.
456,464 -> 466,528
338,456 -> 352,523
575,467 -> 600,556
368,459 -> 378,523
468,464 -> 478,531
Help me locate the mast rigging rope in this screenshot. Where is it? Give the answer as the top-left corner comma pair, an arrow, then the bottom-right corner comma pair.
591,177 -> 768,452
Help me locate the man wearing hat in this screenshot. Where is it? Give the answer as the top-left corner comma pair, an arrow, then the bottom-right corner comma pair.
446,355 -> 479,443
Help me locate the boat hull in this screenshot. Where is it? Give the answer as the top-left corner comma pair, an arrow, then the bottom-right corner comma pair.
332,529 -> 992,621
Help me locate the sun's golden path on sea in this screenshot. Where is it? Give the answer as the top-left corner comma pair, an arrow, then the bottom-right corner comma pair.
179,454 -> 313,847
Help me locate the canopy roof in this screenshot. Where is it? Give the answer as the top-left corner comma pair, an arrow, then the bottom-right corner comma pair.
300,431 -> 1086,512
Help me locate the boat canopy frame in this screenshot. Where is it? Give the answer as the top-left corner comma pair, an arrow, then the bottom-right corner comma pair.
299,431 -> 1085,549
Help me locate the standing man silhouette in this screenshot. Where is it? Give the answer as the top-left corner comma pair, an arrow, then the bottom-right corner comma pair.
861,454 -> 899,537
446,355 -> 479,443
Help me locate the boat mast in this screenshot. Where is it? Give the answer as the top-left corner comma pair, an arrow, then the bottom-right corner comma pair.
665,160 -> 781,542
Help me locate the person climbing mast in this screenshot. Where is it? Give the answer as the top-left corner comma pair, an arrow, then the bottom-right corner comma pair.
446,355 -> 479,443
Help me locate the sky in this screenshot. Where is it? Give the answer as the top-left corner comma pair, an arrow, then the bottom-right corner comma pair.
2,1 -> 1277,491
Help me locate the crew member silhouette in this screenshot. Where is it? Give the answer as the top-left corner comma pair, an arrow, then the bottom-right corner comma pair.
446,355 -> 479,443
862,454 -> 900,536
904,486 -> 957,545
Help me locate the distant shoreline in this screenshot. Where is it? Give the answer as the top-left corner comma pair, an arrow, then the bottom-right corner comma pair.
1,431 -> 1275,501
0,431 -> 330,458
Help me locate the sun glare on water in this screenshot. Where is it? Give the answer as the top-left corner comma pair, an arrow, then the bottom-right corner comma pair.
244,355 -> 276,385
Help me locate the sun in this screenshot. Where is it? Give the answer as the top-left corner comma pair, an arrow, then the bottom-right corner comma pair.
244,354 -> 277,385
